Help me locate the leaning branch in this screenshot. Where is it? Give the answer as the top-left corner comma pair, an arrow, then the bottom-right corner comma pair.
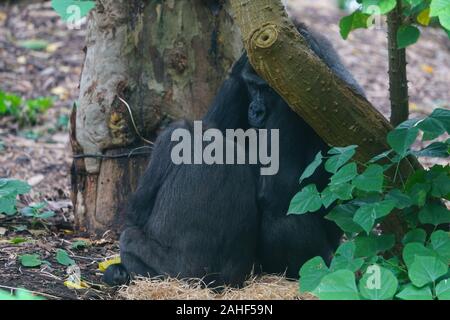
230,0 -> 421,240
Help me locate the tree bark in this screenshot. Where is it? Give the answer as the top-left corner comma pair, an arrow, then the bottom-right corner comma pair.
387,0 -> 409,126
71,0 -> 242,236
230,0 -> 419,241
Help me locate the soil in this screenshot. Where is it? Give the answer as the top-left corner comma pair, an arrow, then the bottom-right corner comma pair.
0,0 -> 448,300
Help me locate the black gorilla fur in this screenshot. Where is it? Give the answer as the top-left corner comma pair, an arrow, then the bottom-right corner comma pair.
103,22 -> 365,287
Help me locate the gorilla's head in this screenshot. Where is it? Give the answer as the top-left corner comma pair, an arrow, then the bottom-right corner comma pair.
230,21 -> 364,129
234,54 -> 295,130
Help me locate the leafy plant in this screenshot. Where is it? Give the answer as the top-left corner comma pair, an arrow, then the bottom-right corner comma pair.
0,91 -> 54,127
0,179 -> 31,216
340,0 -> 450,43
20,202 -> 55,221
0,180 -> 56,223
291,108 -> 450,300
339,0 -> 450,126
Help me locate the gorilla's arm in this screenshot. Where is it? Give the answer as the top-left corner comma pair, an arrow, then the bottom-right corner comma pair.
125,125 -> 184,227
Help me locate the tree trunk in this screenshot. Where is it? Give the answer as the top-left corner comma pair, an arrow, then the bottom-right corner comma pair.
71,0 -> 242,236
230,0 -> 421,241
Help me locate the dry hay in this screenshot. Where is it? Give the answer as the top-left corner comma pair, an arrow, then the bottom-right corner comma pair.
119,275 -> 316,300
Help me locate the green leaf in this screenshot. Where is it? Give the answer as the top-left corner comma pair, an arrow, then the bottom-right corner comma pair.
339,11 -> 371,39
379,257 -> 408,280
329,183 -> 355,200
0,196 -> 18,215
325,146 -> 358,174
436,279 -> 450,300
36,211 -> 55,220
352,164 -> 384,193
30,202 -> 46,210
430,170 -> 450,199
408,183 -> 431,207
288,184 -> 322,215
362,0 -> 397,15
403,242 -> 438,269
0,179 -> 31,195
355,234 -> 395,258
312,270 -> 360,300
408,256 -> 448,287
385,189 -> 413,209
321,187 -> 339,209
397,117 -> 421,129
325,204 -> 363,233
51,0 -> 96,21
330,242 -> 365,272
427,108 -> 450,132
19,254 -> 43,268
430,0 -> 450,30
71,240 -> 89,250
299,256 -> 330,293
430,230 -> 450,264
397,25 -> 420,49
330,162 -> 358,185
404,0 -> 427,8
56,249 -> 75,266
20,207 -> 35,217
359,266 -> 398,300
353,200 -> 396,234
396,284 -> 433,300
349,194 -> 383,207
402,228 -> 427,245
10,237 -> 28,245
387,127 -> 419,157
414,142 -> 449,158
299,152 -> 323,184
418,203 -> 450,226
417,116 -> 446,141
17,39 -> 49,51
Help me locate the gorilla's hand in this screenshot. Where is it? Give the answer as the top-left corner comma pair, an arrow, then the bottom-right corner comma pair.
103,264 -> 130,287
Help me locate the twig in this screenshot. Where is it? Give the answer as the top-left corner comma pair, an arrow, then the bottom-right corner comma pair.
39,270 -> 62,281
118,97 -> 154,146
70,255 -> 103,262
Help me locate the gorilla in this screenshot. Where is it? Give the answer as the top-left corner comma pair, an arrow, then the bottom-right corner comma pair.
244,21 -> 365,278
104,58 -> 260,287
104,21 -> 364,287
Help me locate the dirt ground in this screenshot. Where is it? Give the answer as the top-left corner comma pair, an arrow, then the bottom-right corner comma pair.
0,0 -> 449,300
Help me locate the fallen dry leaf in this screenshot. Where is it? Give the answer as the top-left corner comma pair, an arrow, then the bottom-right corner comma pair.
98,256 -> 121,272
421,64 -> 434,74
64,280 -> 90,290
50,86 -> 69,100
27,174 -> 45,187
